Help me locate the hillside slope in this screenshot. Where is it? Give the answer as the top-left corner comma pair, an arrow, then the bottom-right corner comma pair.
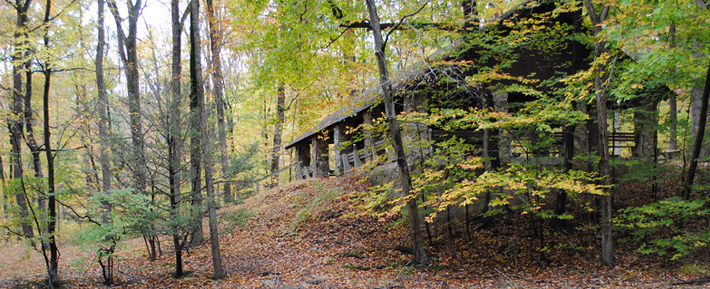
1,176 -> 705,288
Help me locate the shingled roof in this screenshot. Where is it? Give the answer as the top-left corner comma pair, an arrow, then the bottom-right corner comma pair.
283,54 -> 444,149
283,83 -> 382,150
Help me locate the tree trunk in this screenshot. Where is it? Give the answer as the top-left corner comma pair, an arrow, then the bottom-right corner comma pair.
42,37 -> 59,289
683,60 -> 710,200
481,91 -> 500,213
690,86 -> 708,160
203,96 -> 225,280
668,21 -> 678,151
194,0 -> 224,277
11,0 -> 34,241
96,0 -> 112,224
584,0 -> 615,267
24,65 -> 45,184
23,64 -> 43,183
189,0 -> 204,247
1,156 -> 6,217
594,45 -> 614,268
556,123 -> 575,216
669,95 -> 678,151
106,0 -> 147,197
557,1 -> 580,211
170,0 -> 185,277
365,0 -> 428,266
205,0 -> 231,203
271,85 -> 286,186
41,0 -> 58,284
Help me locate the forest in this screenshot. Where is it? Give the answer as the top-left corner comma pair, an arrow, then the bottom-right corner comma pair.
0,0 -> 709,287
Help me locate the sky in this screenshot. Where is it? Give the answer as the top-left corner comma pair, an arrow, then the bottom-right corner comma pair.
84,0 -> 173,40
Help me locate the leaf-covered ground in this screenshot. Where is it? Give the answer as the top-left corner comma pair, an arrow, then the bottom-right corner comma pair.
1,176 -> 709,288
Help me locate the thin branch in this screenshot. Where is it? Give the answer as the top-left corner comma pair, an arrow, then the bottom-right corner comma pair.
584,0 -> 598,25
181,0 -> 192,28
105,0 -> 128,63
602,55 -> 619,93
322,27 -> 351,51
4,0 -> 17,10
57,199 -> 101,226
27,0 -> 79,34
384,0 -> 431,49
600,5 -> 610,22
0,224 -> 24,237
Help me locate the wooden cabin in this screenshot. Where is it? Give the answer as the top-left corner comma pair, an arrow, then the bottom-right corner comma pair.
284,1 -> 661,180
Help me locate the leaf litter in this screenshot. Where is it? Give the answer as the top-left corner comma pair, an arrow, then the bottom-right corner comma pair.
0,176 -> 708,288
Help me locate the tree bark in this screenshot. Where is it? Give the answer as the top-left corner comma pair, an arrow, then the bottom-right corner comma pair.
669,96 -> 678,151
24,63 -> 44,184
558,2 -> 580,212
96,0 -> 112,224
690,87 -> 707,159
365,0 -> 428,266
192,0 -> 224,277
11,0 -> 34,241
106,0 -> 147,197
205,0 -> 231,203
683,60 -> 710,200
203,96 -> 225,279
170,0 -> 185,277
42,28 -> 59,289
189,0 -> 204,247
23,63 -> 43,182
594,44 -> 614,268
39,0 -> 59,284
668,22 -> 678,151
584,0 -> 615,267
271,85 -> 286,186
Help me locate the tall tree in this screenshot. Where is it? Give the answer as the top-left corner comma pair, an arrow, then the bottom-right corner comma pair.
584,0 -> 615,267
106,0 -> 147,197
682,0 -> 709,200
96,0 -> 112,214
683,62 -> 710,200
9,0 -> 34,241
189,0 -> 224,278
668,22 -> 678,151
365,0 -> 428,266
188,0 -> 204,247
169,0 -> 187,277
40,0 -> 59,282
205,0 -> 232,202
270,85 -> 285,187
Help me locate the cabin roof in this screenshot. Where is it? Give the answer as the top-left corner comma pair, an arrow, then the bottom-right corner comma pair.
283,54 -> 445,149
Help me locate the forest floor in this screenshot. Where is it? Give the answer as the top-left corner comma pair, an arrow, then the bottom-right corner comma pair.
1,176 -> 709,288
